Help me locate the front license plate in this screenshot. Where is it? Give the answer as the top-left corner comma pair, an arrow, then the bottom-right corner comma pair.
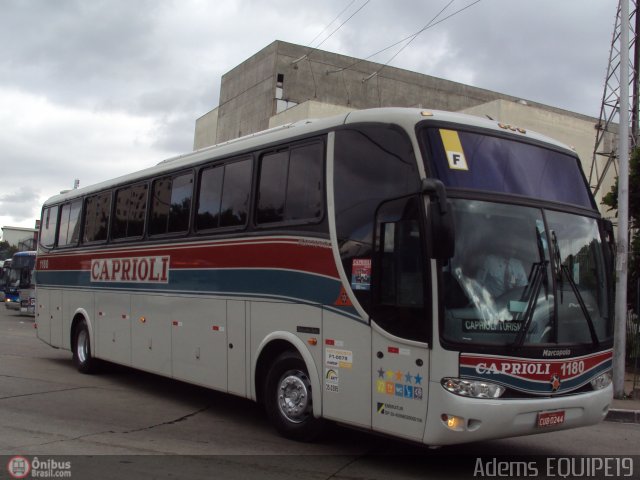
537,410 -> 565,428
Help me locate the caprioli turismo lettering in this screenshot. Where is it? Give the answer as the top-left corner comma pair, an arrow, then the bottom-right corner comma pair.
475,361 -> 551,376
90,256 -> 170,284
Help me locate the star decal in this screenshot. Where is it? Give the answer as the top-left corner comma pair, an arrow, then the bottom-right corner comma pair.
404,372 -> 413,383
377,367 -> 385,378
395,370 -> 403,381
414,373 -> 423,385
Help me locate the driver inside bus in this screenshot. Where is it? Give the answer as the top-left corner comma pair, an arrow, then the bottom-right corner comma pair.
475,245 -> 528,299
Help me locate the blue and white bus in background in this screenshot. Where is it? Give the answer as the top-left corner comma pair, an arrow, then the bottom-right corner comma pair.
5,251 -> 37,314
0,259 -> 10,302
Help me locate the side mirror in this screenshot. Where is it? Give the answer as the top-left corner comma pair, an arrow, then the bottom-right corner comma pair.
422,179 -> 455,260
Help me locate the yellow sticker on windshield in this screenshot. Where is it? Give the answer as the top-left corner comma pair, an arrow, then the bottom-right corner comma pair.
440,129 -> 468,171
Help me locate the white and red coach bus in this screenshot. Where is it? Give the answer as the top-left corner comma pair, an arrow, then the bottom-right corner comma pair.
36,108 -> 614,445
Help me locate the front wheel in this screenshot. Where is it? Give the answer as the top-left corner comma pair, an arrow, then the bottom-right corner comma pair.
72,320 -> 96,374
264,351 -> 323,441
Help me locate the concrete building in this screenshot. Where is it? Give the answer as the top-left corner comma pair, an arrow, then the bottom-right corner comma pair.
1,226 -> 38,250
194,40 -> 616,215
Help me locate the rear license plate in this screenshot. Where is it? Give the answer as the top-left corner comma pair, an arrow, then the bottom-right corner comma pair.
537,410 -> 565,428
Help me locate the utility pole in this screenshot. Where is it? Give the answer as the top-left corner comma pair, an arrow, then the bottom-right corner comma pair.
614,0 -> 630,399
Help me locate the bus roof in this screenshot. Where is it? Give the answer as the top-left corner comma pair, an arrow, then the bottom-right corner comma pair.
42,107 -> 576,207
12,251 -> 37,258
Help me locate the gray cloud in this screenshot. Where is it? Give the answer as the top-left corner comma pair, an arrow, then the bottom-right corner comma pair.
0,0 -> 619,228
0,186 -> 41,222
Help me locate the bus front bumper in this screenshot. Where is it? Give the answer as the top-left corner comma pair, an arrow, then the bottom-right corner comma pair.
423,381 -> 613,446
5,300 -> 20,311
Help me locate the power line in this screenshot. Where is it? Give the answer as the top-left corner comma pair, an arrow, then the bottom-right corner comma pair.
364,0 -> 482,81
329,0 -> 454,75
292,0 -> 370,65
306,0 -> 358,49
326,0 -> 482,78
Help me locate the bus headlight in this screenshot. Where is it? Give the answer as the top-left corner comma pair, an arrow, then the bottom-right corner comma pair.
441,377 -> 505,398
590,371 -> 612,391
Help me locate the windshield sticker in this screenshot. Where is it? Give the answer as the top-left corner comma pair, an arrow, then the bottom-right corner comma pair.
351,258 -> 371,290
462,319 -> 522,333
440,129 -> 469,171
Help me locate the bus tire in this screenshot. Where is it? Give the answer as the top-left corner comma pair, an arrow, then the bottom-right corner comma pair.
264,350 -> 323,442
72,320 -> 96,374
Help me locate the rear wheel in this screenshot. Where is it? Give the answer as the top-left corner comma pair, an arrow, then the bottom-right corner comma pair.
264,351 -> 323,441
72,320 -> 96,374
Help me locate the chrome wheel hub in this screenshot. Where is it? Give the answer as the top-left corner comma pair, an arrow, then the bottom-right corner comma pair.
77,330 -> 88,363
278,370 -> 311,423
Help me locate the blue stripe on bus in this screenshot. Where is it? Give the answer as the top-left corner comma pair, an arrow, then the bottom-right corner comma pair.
36,269 -> 364,321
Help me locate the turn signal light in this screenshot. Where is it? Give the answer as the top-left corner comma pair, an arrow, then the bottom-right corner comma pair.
441,414 -> 465,431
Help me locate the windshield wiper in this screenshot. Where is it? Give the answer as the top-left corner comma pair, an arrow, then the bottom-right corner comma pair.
512,226 -> 549,347
512,260 -> 547,347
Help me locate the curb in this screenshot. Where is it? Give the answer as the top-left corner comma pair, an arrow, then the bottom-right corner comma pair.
605,408 -> 640,424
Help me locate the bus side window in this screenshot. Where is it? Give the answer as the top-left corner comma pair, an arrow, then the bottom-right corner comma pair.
40,205 -> 59,248
196,157 -> 252,231
83,191 -> 111,243
57,199 -> 82,247
150,172 -> 193,236
220,159 -> 252,227
256,142 -> 323,225
333,126 -> 420,316
112,184 -> 148,239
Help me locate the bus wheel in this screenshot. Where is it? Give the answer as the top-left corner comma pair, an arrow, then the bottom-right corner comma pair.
264,351 -> 323,441
73,320 -> 96,374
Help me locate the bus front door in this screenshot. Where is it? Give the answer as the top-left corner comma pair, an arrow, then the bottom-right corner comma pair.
370,196 -> 430,441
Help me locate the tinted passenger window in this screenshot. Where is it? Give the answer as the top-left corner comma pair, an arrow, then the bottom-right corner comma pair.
288,144 -> 323,220
150,172 -> 193,235
256,142 -> 323,224
257,151 -> 288,223
40,205 -> 59,248
196,157 -> 252,231
112,184 -> 148,239
83,192 -> 111,243
220,160 -> 252,227
57,200 -> 82,247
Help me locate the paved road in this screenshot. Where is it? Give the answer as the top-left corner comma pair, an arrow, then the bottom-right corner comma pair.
1,306 -> 638,479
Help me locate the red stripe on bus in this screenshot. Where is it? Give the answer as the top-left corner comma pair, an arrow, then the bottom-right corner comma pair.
37,239 -> 339,279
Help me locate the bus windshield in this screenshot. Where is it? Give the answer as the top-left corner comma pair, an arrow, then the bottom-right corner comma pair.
9,253 -> 36,289
421,127 -> 595,209
440,200 -> 611,347
418,122 -> 614,349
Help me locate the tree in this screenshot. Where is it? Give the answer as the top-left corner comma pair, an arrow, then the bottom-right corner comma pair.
601,146 -> 640,313
0,241 -> 18,260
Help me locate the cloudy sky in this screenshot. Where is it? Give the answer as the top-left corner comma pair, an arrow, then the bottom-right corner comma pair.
0,0 -> 617,231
